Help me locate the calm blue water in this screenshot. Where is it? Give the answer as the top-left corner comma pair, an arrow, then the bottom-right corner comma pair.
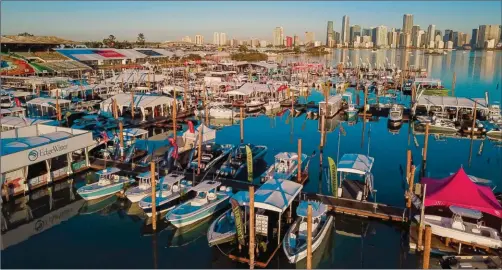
2,50 -> 501,269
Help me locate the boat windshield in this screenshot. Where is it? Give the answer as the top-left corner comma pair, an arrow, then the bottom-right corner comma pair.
197,192 -> 207,199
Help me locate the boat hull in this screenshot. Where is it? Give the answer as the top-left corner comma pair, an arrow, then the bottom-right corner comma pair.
77,182 -> 129,201
283,216 -> 334,263
167,194 -> 230,228
207,209 -> 236,247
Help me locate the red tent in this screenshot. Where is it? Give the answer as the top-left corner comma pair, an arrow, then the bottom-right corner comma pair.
421,167 -> 502,218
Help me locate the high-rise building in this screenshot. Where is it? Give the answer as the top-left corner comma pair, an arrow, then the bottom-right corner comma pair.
259,40 -> 267,48
326,21 -> 334,46
411,25 -> 420,47
471,28 -> 479,48
334,31 -> 341,44
452,32 -> 459,47
477,25 -> 501,49
294,35 -> 299,46
388,30 -> 398,48
362,28 -> 372,37
443,29 -> 453,43
375,25 -> 387,47
400,32 -> 411,48
402,14 -> 413,34
349,25 -> 361,43
194,35 -> 204,45
286,36 -> 293,47
182,36 -> 192,43
435,30 -> 442,38
213,32 -> 220,45
305,32 -> 315,45
341,15 -> 350,45
427,25 -> 436,48
219,33 -> 226,46
273,27 -> 284,46
371,27 -> 377,45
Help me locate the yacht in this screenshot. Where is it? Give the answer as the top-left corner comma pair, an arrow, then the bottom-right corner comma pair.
264,99 -> 281,111
188,143 -> 235,173
260,152 -> 311,183
77,168 -> 134,201
388,104 -> 404,126
124,171 -> 158,203
217,144 -> 268,178
197,106 -> 235,119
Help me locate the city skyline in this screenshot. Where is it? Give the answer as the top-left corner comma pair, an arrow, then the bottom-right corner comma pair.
1,1 -> 501,42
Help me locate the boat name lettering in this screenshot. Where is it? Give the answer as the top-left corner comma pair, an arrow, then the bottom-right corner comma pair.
29,144 -> 69,161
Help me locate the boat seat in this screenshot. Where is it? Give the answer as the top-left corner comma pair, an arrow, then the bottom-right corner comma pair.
471,228 -> 481,234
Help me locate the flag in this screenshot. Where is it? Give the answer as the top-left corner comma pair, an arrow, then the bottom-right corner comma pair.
186,120 -> 195,133
14,97 -> 21,107
230,198 -> 246,246
328,157 -> 338,198
246,145 -> 253,182
277,85 -> 287,92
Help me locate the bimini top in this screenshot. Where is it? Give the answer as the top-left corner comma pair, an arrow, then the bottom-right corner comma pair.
137,171 -> 158,180
231,191 -> 250,206
191,180 -> 221,193
123,128 -> 148,138
161,172 -> 185,185
1,131 -> 73,155
274,152 -> 298,161
97,167 -> 121,176
254,178 -> 303,213
337,154 -> 374,175
296,201 -> 328,218
449,205 -> 483,219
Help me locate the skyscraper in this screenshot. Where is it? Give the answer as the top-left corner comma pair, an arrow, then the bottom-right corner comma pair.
273,27 -> 284,46
341,15 -> 350,45
477,25 -> 501,49
411,25 -> 420,47
294,35 -> 299,46
362,28 -> 372,37
219,33 -> 226,46
286,36 -> 293,47
350,25 -> 361,43
194,35 -> 204,45
375,26 -> 388,47
443,29 -> 453,43
388,30 -> 398,48
471,28 -> 479,48
402,14 -> 413,34
305,32 -> 315,45
334,31 -> 341,44
326,21 -> 334,47
427,25 -> 436,48
213,32 -> 220,45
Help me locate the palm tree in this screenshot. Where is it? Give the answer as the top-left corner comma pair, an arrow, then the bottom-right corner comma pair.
103,35 -> 117,48
137,33 -> 146,46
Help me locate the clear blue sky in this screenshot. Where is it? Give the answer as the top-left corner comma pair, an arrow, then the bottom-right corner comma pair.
1,1 -> 500,42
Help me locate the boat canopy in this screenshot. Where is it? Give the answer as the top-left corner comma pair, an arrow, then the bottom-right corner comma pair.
161,172 -> 185,185
254,178 -> 303,213
182,124 -> 216,142
231,191 -> 250,206
296,201 -> 327,218
337,154 -> 374,175
97,167 -> 121,176
191,180 -> 221,193
137,171 -> 158,180
123,128 -> 148,138
421,167 -> 502,218
274,152 -> 297,161
449,206 -> 483,219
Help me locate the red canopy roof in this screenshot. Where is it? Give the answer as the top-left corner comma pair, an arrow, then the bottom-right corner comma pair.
421,167 -> 502,218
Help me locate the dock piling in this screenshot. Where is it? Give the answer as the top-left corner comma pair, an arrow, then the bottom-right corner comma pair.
131,90 -> 135,120
240,107 -> 244,143
119,121 -> 125,159
422,123 -> 430,175
297,139 -> 302,182
422,225 -> 432,269
307,203 -> 313,270
151,161 -> 157,231
172,100 -> 177,139
249,186 -> 255,270
452,72 -> 456,96
406,165 -> 416,209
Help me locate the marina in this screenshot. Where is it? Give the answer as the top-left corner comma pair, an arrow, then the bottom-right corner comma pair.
1,42 -> 501,269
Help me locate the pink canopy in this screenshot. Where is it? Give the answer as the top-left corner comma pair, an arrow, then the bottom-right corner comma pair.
421,167 -> 502,218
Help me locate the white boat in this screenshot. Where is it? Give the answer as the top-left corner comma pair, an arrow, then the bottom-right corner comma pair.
0,91 -> 13,108
346,104 -> 358,118
260,152 -> 311,183
488,104 -> 501,122
388,104 -> 404,125
246,99 -> 265,110
166,180 -> 232,228
264,100 -> 281,111
283,201 -> 334,263
124,171 -> 158,203
197,106 -> 235,119
139,172 -> 193,217
77,168 -> 134,201
414,206 -> 502,249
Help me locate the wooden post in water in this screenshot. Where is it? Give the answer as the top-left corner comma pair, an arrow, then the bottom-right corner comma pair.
119,121 -> 125,154
172,100 -> 177,139
297,139 -> 302,182
131,90 -> 135,120
405,149 -> 412,205
240,107 -> 244,143
306,203 -> 313,270
150,161 -> 157,231
452,72 -> 456,97
197,123 -> 203,175
249,186 -> 255,270
184,69 -> 188,111
406,165 -> 416,209
423,225 -> 432,269
422,123 -> 430,175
